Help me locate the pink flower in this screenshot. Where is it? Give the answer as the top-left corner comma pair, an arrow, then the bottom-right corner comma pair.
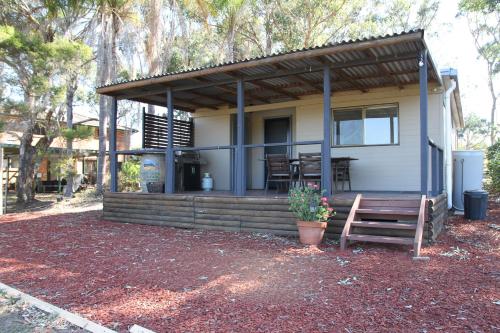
321,197 -> 328,202
312,184 -> 319,189
327,208 -> 334,212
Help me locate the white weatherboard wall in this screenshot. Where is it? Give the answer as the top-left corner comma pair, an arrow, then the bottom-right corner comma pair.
193,114 -> 231,190
192,84 -> 443,192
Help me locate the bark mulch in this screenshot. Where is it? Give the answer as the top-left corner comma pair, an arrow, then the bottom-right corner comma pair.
0,201 -> 498,333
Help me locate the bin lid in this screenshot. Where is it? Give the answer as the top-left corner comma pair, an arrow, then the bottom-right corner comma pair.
464,190 -> 488,197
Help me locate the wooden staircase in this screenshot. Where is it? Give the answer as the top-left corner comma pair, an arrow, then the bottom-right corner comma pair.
340,194 -> 427,257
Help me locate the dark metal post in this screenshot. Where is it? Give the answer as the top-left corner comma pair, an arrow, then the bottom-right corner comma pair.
322,66 -> 332,196
235,79 -> 246,196
431,145 -> 438,196
142,107 -> 146,149
438,149 -> 444,193
109,97 -> 118,192
419,49 -> 428,195
165,88 -> 175,194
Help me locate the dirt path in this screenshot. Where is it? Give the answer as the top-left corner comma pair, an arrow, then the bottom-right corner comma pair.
0,199 -> 498,332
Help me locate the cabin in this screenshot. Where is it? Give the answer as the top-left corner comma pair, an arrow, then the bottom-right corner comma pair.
96,30 -> 463,245
0,113 -> 133,193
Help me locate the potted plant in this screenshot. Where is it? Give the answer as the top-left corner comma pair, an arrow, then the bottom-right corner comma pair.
288,183 -> 335,245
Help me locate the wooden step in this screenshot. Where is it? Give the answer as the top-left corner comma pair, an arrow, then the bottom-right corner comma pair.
356,208 -> 419,216
347,234 -> 414,245
351,221 -> 417,230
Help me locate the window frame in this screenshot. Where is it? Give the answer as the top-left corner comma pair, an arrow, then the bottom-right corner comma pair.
331,103 -> 400,147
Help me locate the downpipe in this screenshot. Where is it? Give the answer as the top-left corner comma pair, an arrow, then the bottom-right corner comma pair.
444,79 -> 456,209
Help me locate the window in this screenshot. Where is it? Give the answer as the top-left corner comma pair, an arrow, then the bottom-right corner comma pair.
333,104 -> 399,146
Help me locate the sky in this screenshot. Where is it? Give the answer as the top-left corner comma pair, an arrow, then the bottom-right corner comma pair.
426,0 -> 498,121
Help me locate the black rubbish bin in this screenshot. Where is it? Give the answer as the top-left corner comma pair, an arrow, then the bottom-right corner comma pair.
463,190 -> 488,220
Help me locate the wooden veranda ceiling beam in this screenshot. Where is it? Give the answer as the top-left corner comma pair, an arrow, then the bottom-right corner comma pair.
244,69 -> 421,94
225,72 -> 300,100
187,90 -> 236,107
190,77 -> 271,104
133,97 -> 195,112
248,79 -> 301,100
272,63 -> 323,93
111,52 -> 420,99
135,94 -> 217,111
120,67 -> 423,106
316,56 -> 368,93
364,49 -> 405,89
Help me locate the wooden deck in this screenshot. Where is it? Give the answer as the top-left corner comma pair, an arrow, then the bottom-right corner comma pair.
102,191 -> 447,244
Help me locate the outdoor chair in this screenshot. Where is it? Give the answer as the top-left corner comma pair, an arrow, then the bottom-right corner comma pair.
298,152 -> 322,188
333,160 -> 351,192
265,154 -> 293,195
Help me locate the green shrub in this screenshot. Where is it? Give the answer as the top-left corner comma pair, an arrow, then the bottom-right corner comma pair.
486,141 -> 500,194
119,158 -> 141,192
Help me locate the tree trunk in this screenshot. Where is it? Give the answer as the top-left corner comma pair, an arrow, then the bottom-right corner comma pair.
145,0 -> 164,115
488,62 -> 497,145
16,133 -> 36,206
63,75 -> 78,198
96,14 -> 111,195
226,27 -> 236,62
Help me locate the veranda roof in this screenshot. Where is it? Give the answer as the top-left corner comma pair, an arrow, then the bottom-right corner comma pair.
96,30 -> 441,112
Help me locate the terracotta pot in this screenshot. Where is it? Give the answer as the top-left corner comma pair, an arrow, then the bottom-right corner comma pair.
296,220 -> 327,245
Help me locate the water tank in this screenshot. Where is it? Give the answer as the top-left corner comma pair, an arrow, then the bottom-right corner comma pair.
140,154 -> 165,193
452,150 -> 484,210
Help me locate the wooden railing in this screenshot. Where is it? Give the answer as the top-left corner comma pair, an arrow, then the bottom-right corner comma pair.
340,193 -> 361,250
413,195 -> 427,257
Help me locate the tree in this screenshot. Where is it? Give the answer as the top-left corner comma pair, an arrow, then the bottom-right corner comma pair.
44,1 -> 95,198
0,1 -> 92,205
94,0 -> 136,195
459,0 -> 500,145
486,140 -> 500,193
185,0 -> 248,62
143,0 -> 177,114
457,114 -> 494,149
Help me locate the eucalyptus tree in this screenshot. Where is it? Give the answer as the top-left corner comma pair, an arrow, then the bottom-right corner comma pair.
185,0 -> 248,62
0,0 -> 92,205
45,1 -> 95,198
142,0 -> 178,114
94,0 -> 137,195
459,0 -> 500,145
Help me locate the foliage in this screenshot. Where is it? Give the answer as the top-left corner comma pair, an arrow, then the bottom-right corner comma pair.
119,158 -> 141,192
459,0 -> 499,144
0,0 -> 93,205
61,125 -> 94,141
288,184 -> 335,222
485,140 -> 500,193
51,156 -> 77,180
457,114 -> 495,149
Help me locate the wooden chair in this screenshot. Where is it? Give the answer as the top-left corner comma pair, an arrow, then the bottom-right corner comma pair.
265,154 -> 293,195
298,152 -> 322,188
333,160 -> 351,192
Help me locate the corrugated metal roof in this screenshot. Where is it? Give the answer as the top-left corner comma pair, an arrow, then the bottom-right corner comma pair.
96,29 -> 442,111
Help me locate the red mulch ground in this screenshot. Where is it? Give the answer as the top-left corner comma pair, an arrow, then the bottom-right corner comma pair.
0,201 -> 498,333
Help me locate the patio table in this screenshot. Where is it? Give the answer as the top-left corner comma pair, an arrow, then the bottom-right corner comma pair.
261,157 -> 358,192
